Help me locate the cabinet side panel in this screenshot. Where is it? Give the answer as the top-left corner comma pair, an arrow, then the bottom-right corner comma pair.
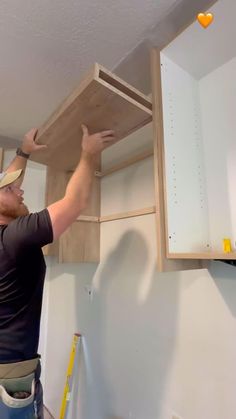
43,167 -> 68,257
59,160 -> 100,262
199,56 -> 236,252
160,53 -> 209,253
59,222 -> 100,263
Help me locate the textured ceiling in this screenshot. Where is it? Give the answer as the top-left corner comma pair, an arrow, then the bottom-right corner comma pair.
0,0 -> 178,143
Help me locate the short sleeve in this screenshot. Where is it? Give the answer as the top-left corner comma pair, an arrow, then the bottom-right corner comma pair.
2,209 -> 53,259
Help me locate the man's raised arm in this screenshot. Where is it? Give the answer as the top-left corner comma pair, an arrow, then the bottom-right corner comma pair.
4,128 -> 47,187
47,124 -> 116,241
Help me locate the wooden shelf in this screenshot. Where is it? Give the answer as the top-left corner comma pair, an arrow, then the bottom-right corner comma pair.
75,206 -> 156,223
100,207 -> 155,223
30,63 -> 152,171
167,252 -> 236,260
96,149 -> 153,178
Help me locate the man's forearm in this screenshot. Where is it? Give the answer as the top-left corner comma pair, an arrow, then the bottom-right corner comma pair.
5,153 -> 28,187
65,151 -> 96,209
4,128 -> 44,187
6,154 -> 27,172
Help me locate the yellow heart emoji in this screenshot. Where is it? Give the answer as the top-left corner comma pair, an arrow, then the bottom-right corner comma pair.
197,13 -> 214,28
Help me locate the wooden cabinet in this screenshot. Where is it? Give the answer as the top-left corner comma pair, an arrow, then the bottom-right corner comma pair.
0,56 -> 210,271
0,149 -> 3,171
42,167 -> 66,258
33,55 -> 203,270
152,0 -> 236,263
40,63 -> 152,263
42,166 -> 100,262
30,63 -> 152,171
150,51 -> 201,272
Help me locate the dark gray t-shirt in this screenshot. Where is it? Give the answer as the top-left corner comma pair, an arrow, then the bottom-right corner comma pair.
0,209 -> 53,363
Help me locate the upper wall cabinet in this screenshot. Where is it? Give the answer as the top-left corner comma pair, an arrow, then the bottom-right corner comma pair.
29,63 -> 152,171
158,0 -> 236,260
32,63 -> 152,263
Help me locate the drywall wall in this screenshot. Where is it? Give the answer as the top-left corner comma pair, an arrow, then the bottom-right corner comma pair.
3,124 -> 236,419
34,123 -> 236,419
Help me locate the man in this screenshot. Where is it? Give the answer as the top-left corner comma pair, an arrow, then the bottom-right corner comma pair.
0,125 -> 116,418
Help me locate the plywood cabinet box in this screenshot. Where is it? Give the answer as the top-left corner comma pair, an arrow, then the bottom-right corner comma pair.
30,63 -> 152,171
2,43 -> 228,269
153,0 -> 236,264
38,58 -> 202,270
42,166 -> 101,263
31,59 -> 205,269
36,63 -> 152,262
31,50 -> 230,271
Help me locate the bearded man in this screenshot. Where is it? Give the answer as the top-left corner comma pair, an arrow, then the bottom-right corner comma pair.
0,125 -> 115,418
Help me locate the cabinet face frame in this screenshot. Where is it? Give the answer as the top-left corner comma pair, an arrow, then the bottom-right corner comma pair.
0,149 -> 4,171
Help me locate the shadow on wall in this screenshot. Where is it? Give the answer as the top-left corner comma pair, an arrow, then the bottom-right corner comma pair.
72,228 -> 181,419
209,260 -> 236,317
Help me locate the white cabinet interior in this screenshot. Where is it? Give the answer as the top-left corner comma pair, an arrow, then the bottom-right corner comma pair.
159,0 -> 236,259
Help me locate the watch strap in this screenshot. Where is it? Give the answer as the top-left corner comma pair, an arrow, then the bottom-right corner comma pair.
16,148 -> 30,159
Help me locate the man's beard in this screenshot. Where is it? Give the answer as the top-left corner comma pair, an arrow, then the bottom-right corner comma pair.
0,202 -> 30,219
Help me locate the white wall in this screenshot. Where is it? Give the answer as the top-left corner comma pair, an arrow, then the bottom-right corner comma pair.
13,125 -> 234,419
4,127 -> 236,419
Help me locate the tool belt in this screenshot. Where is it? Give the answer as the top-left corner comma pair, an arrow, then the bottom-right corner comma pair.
0,358 -> 40,418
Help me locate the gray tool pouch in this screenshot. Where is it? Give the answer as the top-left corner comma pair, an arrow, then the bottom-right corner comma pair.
0,373 -> 37,418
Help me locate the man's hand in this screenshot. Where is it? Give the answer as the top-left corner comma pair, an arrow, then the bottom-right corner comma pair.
21,128 -> 47,155
81,124 -> 116,155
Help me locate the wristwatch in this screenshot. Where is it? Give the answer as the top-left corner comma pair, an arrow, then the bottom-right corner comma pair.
16,148 -> 30,159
